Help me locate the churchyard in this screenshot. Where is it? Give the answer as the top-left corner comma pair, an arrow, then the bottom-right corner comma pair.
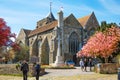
0,64 -> 118,80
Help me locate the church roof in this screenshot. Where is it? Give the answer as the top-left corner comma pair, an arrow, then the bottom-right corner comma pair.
22,29 -> 31,36
36,12 -> 56,28
29,12 -> 98,37
64,13 -> 82,27
46,12 -> 56,21
78,14 -> 91,27
29,21 -> 58,37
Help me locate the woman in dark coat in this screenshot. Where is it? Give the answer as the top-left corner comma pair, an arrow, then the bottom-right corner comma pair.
84,58 -> 88,72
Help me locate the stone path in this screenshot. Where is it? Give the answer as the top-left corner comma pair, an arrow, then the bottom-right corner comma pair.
43,67 -> 95,76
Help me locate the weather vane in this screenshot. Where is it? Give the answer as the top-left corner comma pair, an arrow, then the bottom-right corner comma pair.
60,6 -> 63,11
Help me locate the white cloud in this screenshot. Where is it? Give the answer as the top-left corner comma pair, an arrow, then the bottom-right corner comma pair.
2,0 -> 50,8
99,0 -> 120,15
1,0 -> 119,35
52,0 -> 105,18
0,7 -> 46,35
0,7 -> 45,25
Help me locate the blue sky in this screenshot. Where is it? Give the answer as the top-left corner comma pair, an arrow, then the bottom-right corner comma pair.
0,0 -> 120,35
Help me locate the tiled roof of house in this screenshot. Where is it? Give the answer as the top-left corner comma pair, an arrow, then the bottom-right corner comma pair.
78,14 -> 91,27
29,20 -> 58,37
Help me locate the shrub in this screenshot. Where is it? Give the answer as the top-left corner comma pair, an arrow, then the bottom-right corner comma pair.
99,63 -> 120,74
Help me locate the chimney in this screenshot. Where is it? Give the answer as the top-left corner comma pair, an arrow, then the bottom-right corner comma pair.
58,10 -> 63,28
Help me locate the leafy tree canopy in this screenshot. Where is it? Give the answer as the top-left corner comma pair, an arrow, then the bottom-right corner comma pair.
0,18 -> 19,50
77,23 -> 120,59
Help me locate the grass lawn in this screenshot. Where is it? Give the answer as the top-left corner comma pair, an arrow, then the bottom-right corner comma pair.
0,64 -> 118,80
0,74 -> 117,80
39,74 -> 117,80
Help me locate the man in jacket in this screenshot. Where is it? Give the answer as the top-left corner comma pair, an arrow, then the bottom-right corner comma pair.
21,60 -> 29,80
35,62 -> 41,80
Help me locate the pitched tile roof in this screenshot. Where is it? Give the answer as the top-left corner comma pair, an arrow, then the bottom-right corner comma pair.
78,14 -> 91,27
29,20 -> 58,37
37,12 -> 56,28
28,13 -> 94,37
23,29 -> 31,36
64,13 -> 82,27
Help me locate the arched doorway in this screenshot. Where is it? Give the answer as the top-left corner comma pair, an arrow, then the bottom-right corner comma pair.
69,32 -> 79,65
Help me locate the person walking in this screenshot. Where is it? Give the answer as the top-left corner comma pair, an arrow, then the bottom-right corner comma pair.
84,58 -> 88,72
35,62 -> 41,80
21,60 -> 29,80
79,59 -> 84,71
88,58 -> 92,71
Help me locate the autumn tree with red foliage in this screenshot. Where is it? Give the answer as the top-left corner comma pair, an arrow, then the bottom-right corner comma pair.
77,26 -> 120,62
0,18 -> 19,50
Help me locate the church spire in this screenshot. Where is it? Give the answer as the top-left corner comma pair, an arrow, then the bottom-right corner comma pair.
45,2 -> 56,22
50,2 -> 52,13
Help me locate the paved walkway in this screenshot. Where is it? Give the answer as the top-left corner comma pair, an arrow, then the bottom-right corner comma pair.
43,67 -> 95,76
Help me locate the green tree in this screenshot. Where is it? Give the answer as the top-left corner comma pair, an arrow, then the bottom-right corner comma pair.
98,21 -> 117,32
5,48 -> 15,62
14,44 -> 29,62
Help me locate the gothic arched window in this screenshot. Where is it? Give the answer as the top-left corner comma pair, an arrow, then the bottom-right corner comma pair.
69,32 -> 79,54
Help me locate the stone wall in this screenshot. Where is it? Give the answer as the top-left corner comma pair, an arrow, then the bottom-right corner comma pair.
95,63 -> 120,74
0,64 -> 45,76
0,64 -> 21,75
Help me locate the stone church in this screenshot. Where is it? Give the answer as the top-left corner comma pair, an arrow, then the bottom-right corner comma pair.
16,10 -> 99,65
